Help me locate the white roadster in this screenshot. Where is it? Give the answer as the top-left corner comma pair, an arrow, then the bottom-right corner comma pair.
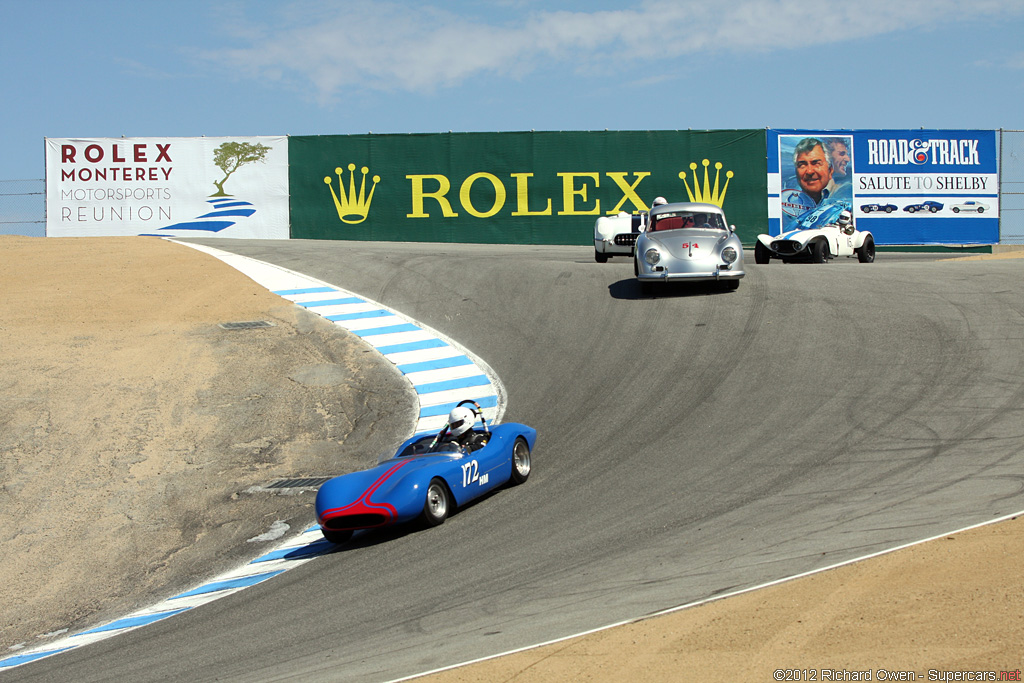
593,211 -> 647,262
755,201 -> 875,264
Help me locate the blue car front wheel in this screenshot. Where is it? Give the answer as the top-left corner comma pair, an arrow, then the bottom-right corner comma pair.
422,479 -> 451,527
323,528 -> 353,545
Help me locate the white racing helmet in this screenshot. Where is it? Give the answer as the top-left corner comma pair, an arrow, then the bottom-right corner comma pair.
838,209 -> 852,226
652,196 -> 668,207
447,405 -> 476,438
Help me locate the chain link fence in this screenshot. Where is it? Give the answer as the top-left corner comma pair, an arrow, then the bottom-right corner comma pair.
0,179 -> 45,237
4,134 -> 1024,242
999,130 -> 1024,245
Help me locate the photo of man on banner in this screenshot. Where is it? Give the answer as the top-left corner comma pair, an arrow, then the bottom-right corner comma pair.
779,134 -> 853,231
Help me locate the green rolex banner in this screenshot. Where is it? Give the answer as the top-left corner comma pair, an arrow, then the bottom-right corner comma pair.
289,130 -> 767,245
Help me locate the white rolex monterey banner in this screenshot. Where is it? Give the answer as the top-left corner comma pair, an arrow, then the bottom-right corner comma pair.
45,136 -> 289,238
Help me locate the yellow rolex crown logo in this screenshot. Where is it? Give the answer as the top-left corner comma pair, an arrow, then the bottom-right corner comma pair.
679,159 -> 733,208
324,163 -> 380,224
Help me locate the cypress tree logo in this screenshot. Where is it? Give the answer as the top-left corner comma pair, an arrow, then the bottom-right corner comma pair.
325,163 -> 380,224
679,159 -> 733,207
211,141 -> 271,197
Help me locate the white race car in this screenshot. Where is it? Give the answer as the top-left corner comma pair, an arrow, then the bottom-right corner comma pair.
950,200 -> 990,214
755,201 -> 875,264
593,211 -> 648,263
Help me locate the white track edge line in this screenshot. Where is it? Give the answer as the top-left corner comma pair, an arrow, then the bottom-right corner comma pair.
384,509 -> 1024,683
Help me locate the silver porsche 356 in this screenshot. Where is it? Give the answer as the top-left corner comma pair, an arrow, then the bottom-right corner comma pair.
633,202 -> 745,295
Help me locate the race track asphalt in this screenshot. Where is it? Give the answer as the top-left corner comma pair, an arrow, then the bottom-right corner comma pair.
11,242 -> 1024,683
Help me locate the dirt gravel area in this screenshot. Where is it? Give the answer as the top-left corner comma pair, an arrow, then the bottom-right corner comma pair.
0,235 -> 415,654
424,516 -> 1024,682
2,235 -> 1022,680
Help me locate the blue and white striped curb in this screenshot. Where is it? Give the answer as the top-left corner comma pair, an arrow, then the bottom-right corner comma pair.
0,241 -> 505,671
179,241 -> 505,434
1,525 -> 330,671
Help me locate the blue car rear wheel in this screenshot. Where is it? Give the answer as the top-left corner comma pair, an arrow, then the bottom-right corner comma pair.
510,437 -> 531,485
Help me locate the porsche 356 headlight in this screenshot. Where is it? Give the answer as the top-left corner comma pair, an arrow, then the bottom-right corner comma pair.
644,248 -> 661,265
721,246 -> 738,264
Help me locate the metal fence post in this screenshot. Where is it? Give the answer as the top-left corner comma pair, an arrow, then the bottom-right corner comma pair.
0,179 -> 45,236
999,130 -> 1024,245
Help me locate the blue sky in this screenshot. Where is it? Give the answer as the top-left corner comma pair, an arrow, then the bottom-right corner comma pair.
3,0 -> 1024,185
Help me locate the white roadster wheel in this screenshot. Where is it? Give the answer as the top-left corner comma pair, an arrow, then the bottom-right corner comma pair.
810,240 -> 828,263
754,242 -> 770,264
857,234 -> 876,263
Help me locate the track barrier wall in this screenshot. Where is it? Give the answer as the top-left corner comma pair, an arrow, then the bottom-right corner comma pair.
768,129 -> 999,246
288,130 -> 767,246
9,129 -> 1023,246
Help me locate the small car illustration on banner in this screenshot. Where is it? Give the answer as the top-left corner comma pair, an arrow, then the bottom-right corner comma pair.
903,201 -> 943,213
860,203 -> 897,214
950,200 -> 990,214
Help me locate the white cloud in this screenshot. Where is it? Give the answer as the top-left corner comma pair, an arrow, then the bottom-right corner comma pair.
1001,52 -> 1024,69
202,0 -> 1024,100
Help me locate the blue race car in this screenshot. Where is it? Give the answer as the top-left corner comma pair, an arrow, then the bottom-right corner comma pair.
903,201 -> 943,213
315,400 -> 536,543
860,203 -> 897,214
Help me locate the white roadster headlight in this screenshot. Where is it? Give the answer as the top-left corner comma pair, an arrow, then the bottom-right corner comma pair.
721,246 -> 738,263
644,248 -> 661,265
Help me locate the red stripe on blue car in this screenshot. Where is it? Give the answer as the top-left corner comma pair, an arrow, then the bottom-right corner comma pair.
318,461 -> 408,526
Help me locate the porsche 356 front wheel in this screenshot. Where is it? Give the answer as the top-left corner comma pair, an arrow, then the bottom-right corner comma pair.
510,437 -> 531,485
422,478 -> 451,527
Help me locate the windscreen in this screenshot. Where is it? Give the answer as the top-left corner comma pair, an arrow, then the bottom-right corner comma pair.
651,211 -> 726,232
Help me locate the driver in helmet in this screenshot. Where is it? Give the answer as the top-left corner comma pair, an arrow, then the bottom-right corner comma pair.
837,209 -> 854,235
446,405 -> 487,453
641,197 -> 668,232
